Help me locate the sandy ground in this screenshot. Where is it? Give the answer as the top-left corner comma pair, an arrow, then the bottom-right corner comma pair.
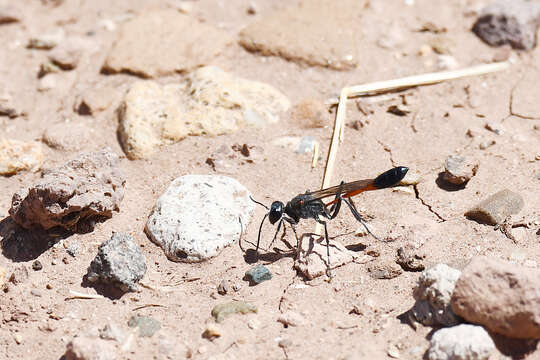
1,0 -> 539,359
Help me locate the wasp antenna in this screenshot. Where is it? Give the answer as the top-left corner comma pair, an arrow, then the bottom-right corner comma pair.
250,195 -> 269,210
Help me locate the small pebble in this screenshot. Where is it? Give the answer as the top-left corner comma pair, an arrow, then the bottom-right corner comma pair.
211,301 -> 257,323
441,155 -> 478,186
32,260 -> 43,271
30,289 -> 43,297
232,282 -> 242,292
14,334 -> 22,344
277,311 -> 305,327
245,264 -> 272,285
217,280 -> 229,295
46,283 -> 52,290
278,339 -> 292,348
368,259 -> 403,279
387,344 -> 400,358
396,245 -> 426,272
202,324 -> 222,340
127,316 -> 161,337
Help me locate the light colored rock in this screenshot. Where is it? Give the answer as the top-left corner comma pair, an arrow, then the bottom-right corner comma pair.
27,28 -> 65,49
145,175 -> 254,262
465,189 -> 524,225
118,67 -> 290,159
451,256 -> 540,339
511,67 -> 540,119
9,149 -> 125,231
64,335 -> 117,360
294,236 -> 357,280
442,155 -> 479,186
48,38 -> 87,70
412,264 -> 462,326
0,139 -> 43,176
42,121 -> 94,151
427,324 -> 495,360
272,136 -> 317,154
117,81 -> 184,160
239,0 -> 367,70
277,311 -> 305,327
0,6 -> 21,24
368,259 -> 403,279
102,10 -> 232,78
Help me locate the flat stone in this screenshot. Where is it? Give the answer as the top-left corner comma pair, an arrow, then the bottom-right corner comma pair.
472,0 -> 540,50
0,6 -> 21,24
42,122 -> 95,151
412,264 -> 462,327
239,0 -> 366,70
465,189 -> 524,225
87,232 -> 146,292
245,264 -> 272,284
368,259 -> 403,279
118,66 -> 289,159
211,301 -> 257,323
127,316 -> 160,337
0,139 -> 43,176
102,10 -> 233,78
9,149 -> 125,231
74,78 -> 126,116
294,236 -> 358,280
277,311 -> 305,327
145,175 -> 254,262
427,324 -> 495,360
511,67 -> 540,119
441,155 -> 479,186
64,335 -> 117,360
27,29 -> 65,50
451,256 -> 540,339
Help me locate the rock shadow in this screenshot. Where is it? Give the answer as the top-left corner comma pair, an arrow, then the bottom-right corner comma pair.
490,332 -> 538,359
0,217 -> 71,262
435,172 -> 467,192
80,275 -> 127,300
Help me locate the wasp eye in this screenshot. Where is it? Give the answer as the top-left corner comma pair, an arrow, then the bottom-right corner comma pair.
269,201 -> 284,224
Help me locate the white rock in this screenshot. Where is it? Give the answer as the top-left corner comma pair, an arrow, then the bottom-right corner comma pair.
412,264 -> 462,326
427,324 -> 495,360
145,175 -> 254,262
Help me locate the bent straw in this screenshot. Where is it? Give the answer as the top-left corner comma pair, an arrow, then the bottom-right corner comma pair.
314,61 -> 509,236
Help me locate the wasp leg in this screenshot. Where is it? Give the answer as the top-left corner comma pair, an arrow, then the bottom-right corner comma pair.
256,213 -> 269,253
316,219 -> 333,278
267,218 -> 284,251
283,216 -> 300,256
342,197 -> 379,240
326,181 -> 345,219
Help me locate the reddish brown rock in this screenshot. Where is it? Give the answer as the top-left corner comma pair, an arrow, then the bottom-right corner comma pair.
451,256 -> 540,339
9,149 -> 125,232
102,10 -> 233,78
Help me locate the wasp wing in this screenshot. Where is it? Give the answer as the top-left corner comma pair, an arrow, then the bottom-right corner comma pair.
305,178 -> 375,202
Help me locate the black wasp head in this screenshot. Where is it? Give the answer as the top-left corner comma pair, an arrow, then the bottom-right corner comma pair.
268,201 -> 284,224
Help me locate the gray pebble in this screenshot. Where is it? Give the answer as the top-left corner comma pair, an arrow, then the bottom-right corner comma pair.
87,232 -> 146,292
472,0 -> 540,50
245,264 -> 272,284
127,316 -> 160,337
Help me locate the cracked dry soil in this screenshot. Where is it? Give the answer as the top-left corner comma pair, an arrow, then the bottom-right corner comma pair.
1,1 -> 540,359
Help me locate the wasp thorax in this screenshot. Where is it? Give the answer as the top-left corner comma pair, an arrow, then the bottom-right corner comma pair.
269,201 -> 284,224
